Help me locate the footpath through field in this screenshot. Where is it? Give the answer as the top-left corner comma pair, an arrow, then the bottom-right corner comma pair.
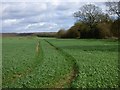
46,38 -> 119,88
3,37 -> 118,88
2,37 -> 43,88
3,37 -> 79,88
44,39 -> 79,88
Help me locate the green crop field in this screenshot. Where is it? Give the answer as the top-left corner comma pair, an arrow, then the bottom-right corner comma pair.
2,37 -> 119,88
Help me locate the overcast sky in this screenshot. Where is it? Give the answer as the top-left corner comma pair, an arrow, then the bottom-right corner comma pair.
1,0 -> 108,33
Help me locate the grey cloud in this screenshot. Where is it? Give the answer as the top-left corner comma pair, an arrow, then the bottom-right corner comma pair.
2,2 -> 47,19
2,2 -> 105,33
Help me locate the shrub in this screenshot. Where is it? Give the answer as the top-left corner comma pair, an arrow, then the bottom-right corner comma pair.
96,22 -> 112,38
79,22 -> 112,39
65,24 -> 80,38
36,32 -> 56,37
111,19 -> 120,38
56,25 -> 80,38
56,29 -> 66,38
57,21 -> 113,39
79,23 -> 91,38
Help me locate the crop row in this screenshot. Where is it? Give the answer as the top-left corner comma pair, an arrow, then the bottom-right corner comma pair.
47,39 -> 119,88
2,37 -> 40,87
2,37 -> 74,88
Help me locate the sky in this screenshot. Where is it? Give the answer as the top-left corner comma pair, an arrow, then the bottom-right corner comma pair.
1,0 -> 110,33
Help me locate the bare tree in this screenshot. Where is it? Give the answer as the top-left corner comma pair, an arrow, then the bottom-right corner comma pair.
73,4 -> 106,28
106,0 -> 120,18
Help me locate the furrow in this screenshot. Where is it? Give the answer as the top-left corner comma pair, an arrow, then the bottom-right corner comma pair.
3,41 -> 43,86
44,39 -> 79,88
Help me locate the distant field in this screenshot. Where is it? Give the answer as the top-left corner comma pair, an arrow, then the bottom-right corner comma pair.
2,37 -> 119,88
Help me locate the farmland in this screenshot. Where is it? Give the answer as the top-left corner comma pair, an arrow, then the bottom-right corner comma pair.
2,37 -> 119,88
47,39 -> 119,88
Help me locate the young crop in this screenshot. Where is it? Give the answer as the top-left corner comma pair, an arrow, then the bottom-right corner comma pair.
2,37 -> 119,88
47,39 -> 119,88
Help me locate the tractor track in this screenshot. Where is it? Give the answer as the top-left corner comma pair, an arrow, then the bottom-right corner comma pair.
3,41 -> 44,87
44,39 -> 79,88
3,39 -> 79,88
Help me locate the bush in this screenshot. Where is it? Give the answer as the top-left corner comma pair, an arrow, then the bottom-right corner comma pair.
96,22 -> 112,38
57,21 -> 113,39
56,25 -> 80,38
56,29 -> 66,38
36,32 -> 56,37
65,24 -> 80,38
78,22 -> 112,39
111,19 -> 120,38
78,23 -> 91,38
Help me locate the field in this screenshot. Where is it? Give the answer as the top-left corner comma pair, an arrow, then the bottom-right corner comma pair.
2,37 -> 119,88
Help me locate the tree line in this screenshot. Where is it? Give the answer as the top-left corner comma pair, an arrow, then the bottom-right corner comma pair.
56,1 -> 120,39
